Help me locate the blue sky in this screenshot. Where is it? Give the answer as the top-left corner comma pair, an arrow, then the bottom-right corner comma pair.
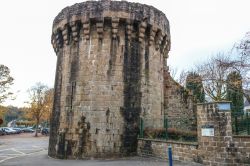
0,0 -> 250,107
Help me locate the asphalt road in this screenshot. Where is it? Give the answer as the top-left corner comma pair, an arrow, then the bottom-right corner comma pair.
0,133 -> 201,166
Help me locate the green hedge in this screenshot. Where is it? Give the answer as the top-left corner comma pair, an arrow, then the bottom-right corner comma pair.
144,128 -> 197,142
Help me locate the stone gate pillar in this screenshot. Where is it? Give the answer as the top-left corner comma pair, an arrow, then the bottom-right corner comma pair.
197,102 -> 233,165
49,0 -> 171,159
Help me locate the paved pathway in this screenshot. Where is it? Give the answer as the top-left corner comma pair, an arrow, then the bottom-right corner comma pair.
0,133 -> 47,164
0,134 -> 201,166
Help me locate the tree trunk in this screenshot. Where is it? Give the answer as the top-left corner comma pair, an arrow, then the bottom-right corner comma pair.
35,120 -> 39,137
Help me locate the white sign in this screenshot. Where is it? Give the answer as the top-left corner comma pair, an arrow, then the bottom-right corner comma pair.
201,128 -> 214,137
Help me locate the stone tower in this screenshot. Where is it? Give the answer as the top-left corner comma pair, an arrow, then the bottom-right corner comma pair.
49,0 -> 170,159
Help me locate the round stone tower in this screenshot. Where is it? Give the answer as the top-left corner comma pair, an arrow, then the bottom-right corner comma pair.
49,0 -> 170,159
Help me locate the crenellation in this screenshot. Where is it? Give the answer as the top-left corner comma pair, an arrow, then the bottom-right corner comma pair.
155,30 -> 163,50
52,17 -> 171,55
55,30 -> 63,49
70,21 -> 80,42
126,21 -> 132,41
138,21 -> 147,43
149,26 -> 157,46
96,21 -> 104,40
111,17 -> 119,39
51,0 -> 171,54
82,21 -> 90,40
62,25 -> 69,45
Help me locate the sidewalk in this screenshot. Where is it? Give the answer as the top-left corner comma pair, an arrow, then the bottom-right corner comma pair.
0,134 -> 202,166
1,150 -> 202,166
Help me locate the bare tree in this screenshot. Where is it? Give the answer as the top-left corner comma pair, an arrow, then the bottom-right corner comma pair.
170,32 -> 250,102
169,66 -> 189,86
195,53 -> 231,101
215,32 -> 250,102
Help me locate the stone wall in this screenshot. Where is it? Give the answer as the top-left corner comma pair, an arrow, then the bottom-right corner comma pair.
196,103 -> 233,165
138,138 -> 198,162
164,72 -> 196,131
232,136 -> 250,164
196,103 -> 250,165
138,102 -> 250,165
49,0 -> 171,159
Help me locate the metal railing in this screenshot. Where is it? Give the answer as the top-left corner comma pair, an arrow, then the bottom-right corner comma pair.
138,116 -> 197,142
232,112 -> 250,135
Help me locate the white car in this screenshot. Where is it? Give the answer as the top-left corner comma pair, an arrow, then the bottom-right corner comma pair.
2,127 -> 16,134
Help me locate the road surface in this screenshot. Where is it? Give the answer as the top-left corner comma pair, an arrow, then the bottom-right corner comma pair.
0,133 -> 201,166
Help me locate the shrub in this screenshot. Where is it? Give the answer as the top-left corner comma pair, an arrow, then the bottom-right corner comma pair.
144,127 -> 197,142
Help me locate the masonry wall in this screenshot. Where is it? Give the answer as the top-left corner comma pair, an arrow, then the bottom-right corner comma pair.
138,138 -> 198,162
196,103 -> 250,165
138,103 -> 250,166
196,103 -> 233,165
230,136 -> 250,164
164,72 -> 196,131
49,0 -> 171,159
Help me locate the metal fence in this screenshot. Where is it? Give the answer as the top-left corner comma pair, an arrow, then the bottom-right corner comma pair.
138,116 -> 197,142
232,112 -> 250,135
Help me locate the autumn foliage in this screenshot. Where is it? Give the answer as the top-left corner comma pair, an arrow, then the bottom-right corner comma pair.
25,83 -> 53,136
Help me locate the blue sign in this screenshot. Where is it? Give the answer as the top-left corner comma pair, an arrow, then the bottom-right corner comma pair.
217,103 -> 231,111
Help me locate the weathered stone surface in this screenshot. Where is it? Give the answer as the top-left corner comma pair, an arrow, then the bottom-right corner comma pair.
196,103 -> 250,165
49,1 -> 250,164
49,0 -> 172,159
164,72 -> 196,131
138,103 -> 250,165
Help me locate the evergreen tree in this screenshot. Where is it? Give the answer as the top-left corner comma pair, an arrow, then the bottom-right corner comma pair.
226,71 -> 244,113
186,72 -> 205,103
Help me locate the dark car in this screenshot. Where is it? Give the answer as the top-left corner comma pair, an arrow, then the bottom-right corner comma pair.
41,128 -> 49,135
0,128 -> 6,135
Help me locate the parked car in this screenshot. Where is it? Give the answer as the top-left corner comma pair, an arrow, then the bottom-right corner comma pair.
12,128 -> 22,134
0,128 -> 6,135
22,128 -> 35,133
2,127 -> 16,134
41,128 -> 49,135
18,127 -> 28,132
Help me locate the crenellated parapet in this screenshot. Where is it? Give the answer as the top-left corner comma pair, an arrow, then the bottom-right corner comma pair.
51,0 -> 171,55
